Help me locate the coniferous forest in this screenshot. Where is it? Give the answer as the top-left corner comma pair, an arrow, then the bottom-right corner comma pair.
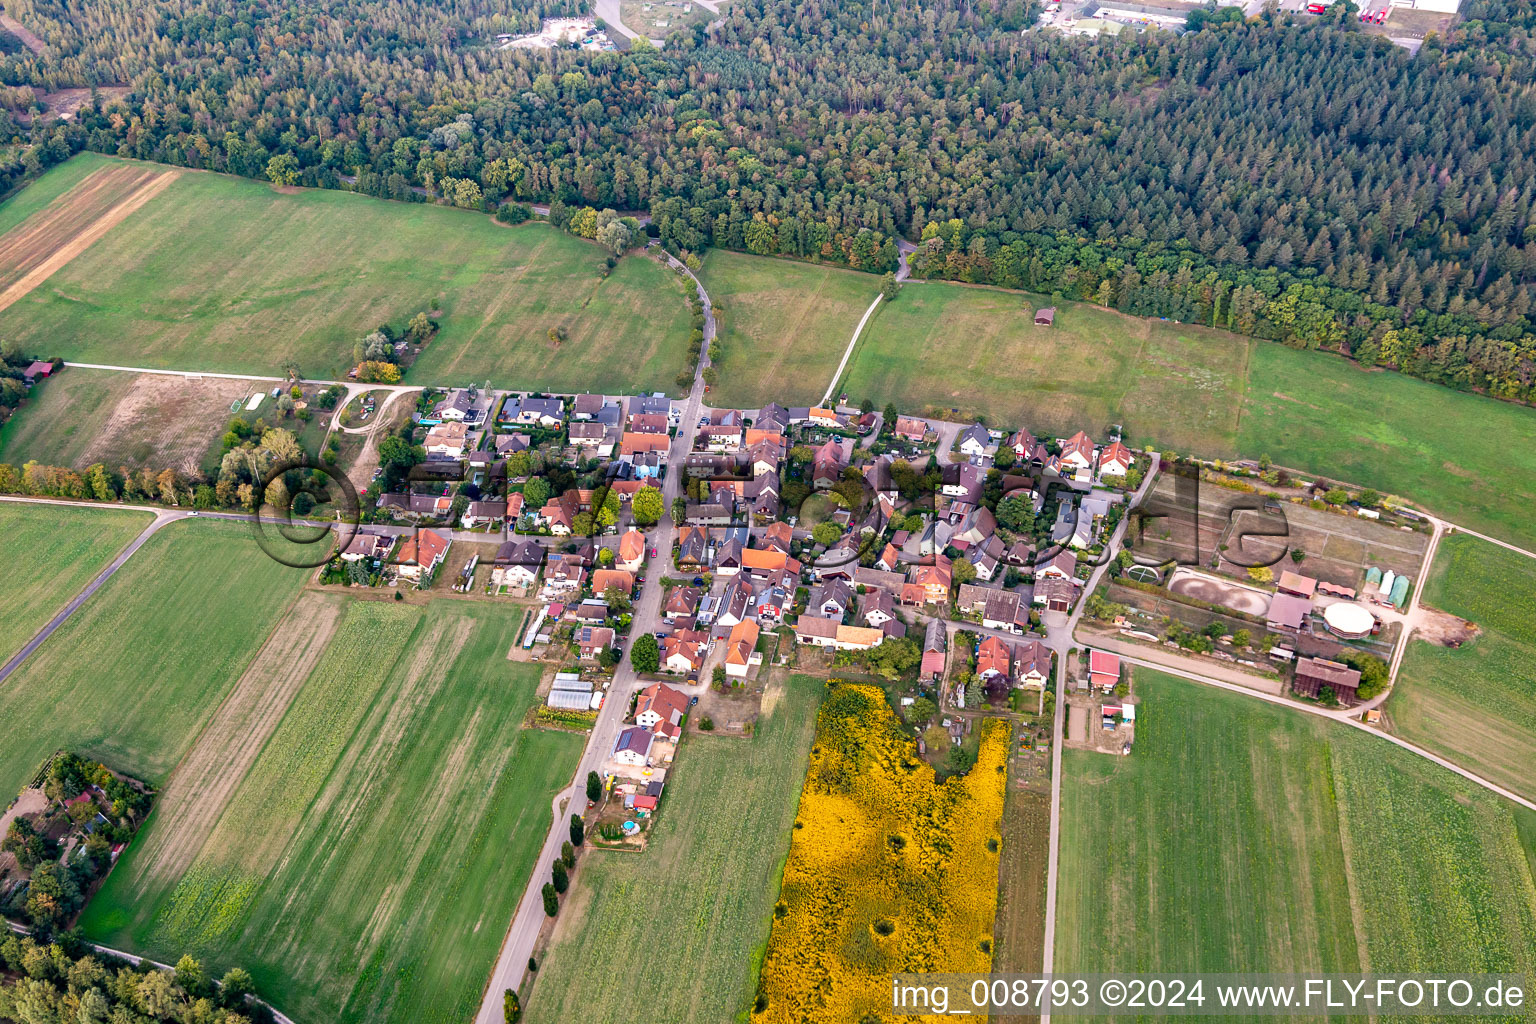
0,0 -> 1535,398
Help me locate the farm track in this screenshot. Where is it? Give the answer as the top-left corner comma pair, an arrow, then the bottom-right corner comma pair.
0,168 -> 177,312
122,592 -> 345,892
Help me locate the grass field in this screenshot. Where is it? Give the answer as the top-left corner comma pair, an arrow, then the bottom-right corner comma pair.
0,501 -> 150,662
0,368 -> 252,473
842,282 -> 1253,454
0,156 -> 694,393
1236,343 -> 1536,551
700,251 -> 878,409
83,599 -> 583,1024
1389,533 -> 1536,802
0,519 -> 307,799
525,673 -> 824,1024
1057,672 -> 1536,1004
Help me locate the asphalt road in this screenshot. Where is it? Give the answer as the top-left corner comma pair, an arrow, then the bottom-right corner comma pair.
472,251 -> 716,1024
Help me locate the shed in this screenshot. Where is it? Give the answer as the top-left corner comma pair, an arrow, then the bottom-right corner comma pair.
1034,307 -> 1056,326
1389,575 -> 1410,608
1365,566 -> 1382,586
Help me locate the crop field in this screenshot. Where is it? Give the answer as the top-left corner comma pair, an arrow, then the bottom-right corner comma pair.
1237,343 -> 1536,551
1057,672 -> 1536,1004
1389,533 -> 1536,802
0,368 -> 252,473
993,785 -> 1049,986
0,156 -> 694,393
0,518 -> 308,799
0,500 -> 150,661
700,250 -> 879,409
842,283 -> 1253,454
83,600 -> 583,1024
525,672 -> 823,1024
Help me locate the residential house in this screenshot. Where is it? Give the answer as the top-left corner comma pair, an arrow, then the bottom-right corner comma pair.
875,543 -> 901,572
675,527 -> 709,568
751,572 -> 793,622
541,553 -> 586,598
540,491 -> 581,535
1059,431 -> 1097,473
462,500 -> 506,529
568,421 -> 612,450
810,579 -> 854,619
920,619 -> 947,681
628,395 -> 673,422
811,438 -> 847,490
573,600 -> 609,626
894,415 -> 928,443
1089,650 -> 1120,691
432,388 -> 488,426
954,507 -> 998,546
716,578 -> 755,628
380,492 -> 451,518
941,463 -> 983,503
704,409 -> 744,449
686,499 -> 736,528
793,616 -> 883,650
620,432 -> 671,459
972,534 -> 1006,582
761,521 -> 794,553
755,402 -> 789,434
339,527 -> 394,562
1034,577 -> 1076,612
860,588 -> 894,628
982,590 -> 1024,633
741,547 -> 799,577
491,539 -> 544,588
591,568 -> 635,598
663,586 -> 702,622
612,727 -> 655,767
628,412 -> 670,434
1014,640 -> 1051,689
21,360 -> 52,382
714,536 -> 744,575
976,636 -> 1011,682
725,620 -> 760,678
616,530 -> 646,573
956,423 -> 991,459
501,396 -> 565,428
494,433 -> 531,458
396,529 -> 451,582
807,407 -> 841,430
636,683 -> 689,739
575,625 -> 616,662
424,422 -> 469,460
1293,657 -> 1362,706
906,557 -> 953,605
1009,430 -> 1048,464
661,630 -> 708,674
854,566 -> 905,597
571,393 -> 606,420
1036,550 -> 1078,581
1097,440 -> 1134,478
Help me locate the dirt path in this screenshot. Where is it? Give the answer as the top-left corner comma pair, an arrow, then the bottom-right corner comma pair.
0,14 -> 45,54
0,788 -> 49,847
0,169 -> 178,313
121,592 -> 344,891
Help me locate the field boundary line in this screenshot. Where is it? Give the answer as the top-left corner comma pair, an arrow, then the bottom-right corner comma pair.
0,170 -> 178,313
820,292 -> 882,406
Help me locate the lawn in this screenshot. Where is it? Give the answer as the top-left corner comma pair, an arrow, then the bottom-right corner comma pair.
0,501 -> 150,663
701,250 -> 878,409
0,518 -> 308,799
1389,533 -> 1536,802
1057,672 -> 1536,1005
525,673 -> 824,1024
1237,343 -> 1536,550
82,599 -> 584,1024
0,156 -> 695,393
842,282 -> 1253,455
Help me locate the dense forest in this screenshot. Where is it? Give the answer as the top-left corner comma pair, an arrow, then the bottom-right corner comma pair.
0,0 -> 1535,398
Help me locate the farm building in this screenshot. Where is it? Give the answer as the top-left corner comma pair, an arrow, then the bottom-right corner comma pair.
1321,602 -> 1377,640
1265,592 -> 1312,634
1088,650 -> 1120,691
1293,657 -> 1362,706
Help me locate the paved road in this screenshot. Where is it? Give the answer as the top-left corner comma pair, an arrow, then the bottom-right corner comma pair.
473,251 -> 716,1023
1039,453 -> 1159,1018
0,507 -> 183,685
820,293 -> 883,407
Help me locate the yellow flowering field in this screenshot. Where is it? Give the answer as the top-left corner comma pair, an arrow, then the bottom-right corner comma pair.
754,683 -> 1010,1023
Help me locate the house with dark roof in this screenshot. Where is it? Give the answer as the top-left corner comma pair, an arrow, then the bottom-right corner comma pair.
612,726 -> 655,767
956,423 -> 991,459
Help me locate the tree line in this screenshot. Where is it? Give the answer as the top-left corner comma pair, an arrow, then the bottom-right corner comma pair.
0,0 -> 1533,400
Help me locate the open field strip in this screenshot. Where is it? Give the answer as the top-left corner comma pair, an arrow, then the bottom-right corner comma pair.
699,250 -> 880,409
0,500 -> 151,663
0,161 -> 161,290
1389,533 -> 1536,802
0,367 -> 253,474
1057,671 -> 1536,1016
0,156 -> 694,392
0,167 -> 177,311
0,518 -> 309,798
83,600 -> 584,1024
525,673 -> 823,1024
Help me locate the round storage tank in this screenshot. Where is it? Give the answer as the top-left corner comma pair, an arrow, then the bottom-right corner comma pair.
1322,602 -> 1376,639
